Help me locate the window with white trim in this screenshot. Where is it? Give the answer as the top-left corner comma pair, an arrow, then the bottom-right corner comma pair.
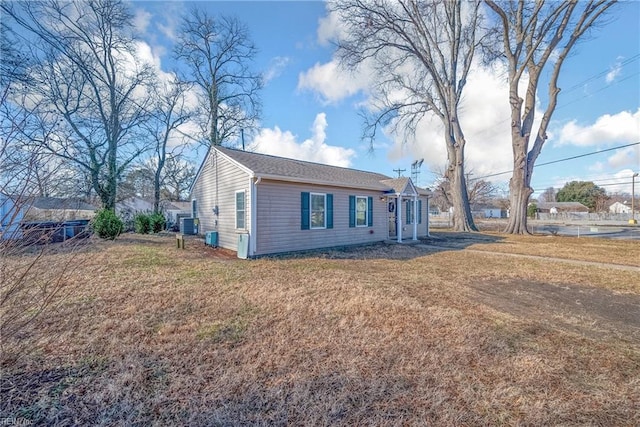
356,196 -> 368,227
310,193 -> 326,229
235,190 -> 245,229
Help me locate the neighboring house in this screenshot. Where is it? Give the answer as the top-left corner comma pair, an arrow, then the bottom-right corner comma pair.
0,193 -> 24,239
160,200 -> 192,228
190,146 -> 431,257
472,204 -> 507,219
536,202 -> 589,214
1,194 -> 96,240
116,196 -> 154,216
609,201 -> 632,214
23,197 -> 97,221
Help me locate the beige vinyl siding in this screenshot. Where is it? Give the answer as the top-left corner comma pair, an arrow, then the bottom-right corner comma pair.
254,180 -> 386,256
191,151 -> 252,251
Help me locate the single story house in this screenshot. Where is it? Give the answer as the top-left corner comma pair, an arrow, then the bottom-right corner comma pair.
116,196 -> 154,217
1,193 -> 24,239
23,197 -> 97,221
472,204 -> 507,219
536,202 -> 589,214
160,200 -> 192,230
190,146 -> 431,257
609,201 -> 632,214
1,194 -> 96,240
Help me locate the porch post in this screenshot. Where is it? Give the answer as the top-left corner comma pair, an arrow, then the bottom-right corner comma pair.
426,197 -> 431,237
396,195 -> 402,243
412,194 -> 418,240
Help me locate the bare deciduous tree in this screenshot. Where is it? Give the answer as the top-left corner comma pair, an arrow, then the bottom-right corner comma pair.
145,76 -> 196,212
432,167 -> 497,212
1,25 -> 84,366
330,0 -> 486,231
485,0 -> 617,234
161,155 -> 196,202
175,8 -> 262,147
2,0 -> 154,210
539,187 -> 557,203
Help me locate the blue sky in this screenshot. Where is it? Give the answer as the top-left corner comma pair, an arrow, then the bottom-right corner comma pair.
133,0 -> 640,196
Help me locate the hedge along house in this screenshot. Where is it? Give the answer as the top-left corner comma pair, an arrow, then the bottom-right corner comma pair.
190,146 -> 431,257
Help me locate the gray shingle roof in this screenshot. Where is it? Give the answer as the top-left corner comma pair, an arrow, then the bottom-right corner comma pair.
32,197 -> 97,211
217,146 -> 394,190
380,177 -> 409,193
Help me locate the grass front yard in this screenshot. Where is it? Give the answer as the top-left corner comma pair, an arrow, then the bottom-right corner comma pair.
1,233 -> 639,425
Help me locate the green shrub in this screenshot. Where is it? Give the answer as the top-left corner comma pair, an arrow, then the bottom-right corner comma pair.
527,202 -> 538,218
149,212 -> 166,233
92,209 -> 123,240
134,213 -> 151,234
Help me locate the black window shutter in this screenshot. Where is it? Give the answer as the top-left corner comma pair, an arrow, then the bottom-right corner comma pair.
367,196 -> 373,227
418,200 -> 422,224
327,194 -> 333,229
301,192 -> 310,230
349,195 -> 355,228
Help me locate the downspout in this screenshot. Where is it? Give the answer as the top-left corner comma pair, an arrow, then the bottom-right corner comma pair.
412,194 -> 418,241
396,194 -> 402,243
426,196 -> 431,237
250,176 -> 261,256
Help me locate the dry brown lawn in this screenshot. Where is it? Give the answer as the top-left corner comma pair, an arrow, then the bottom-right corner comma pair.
1,233 -> 639,425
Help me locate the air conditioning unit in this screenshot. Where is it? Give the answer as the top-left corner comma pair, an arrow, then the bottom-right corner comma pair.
205,231 -> 218,247
180,218 -> 198,235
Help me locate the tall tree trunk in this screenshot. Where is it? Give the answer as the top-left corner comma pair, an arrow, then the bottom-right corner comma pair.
154,157 -> 164,214
446,121 -> 477,232
505,165 -> 533,234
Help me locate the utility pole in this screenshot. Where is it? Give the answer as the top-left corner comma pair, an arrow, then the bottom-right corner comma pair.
393,168 -> 406,178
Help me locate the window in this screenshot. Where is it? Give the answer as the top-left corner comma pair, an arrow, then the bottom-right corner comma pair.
301,192 -> 333,230
311,193 -> 326,228
405,200 -> 423,224
349,195 -> 373,227
235,191 -> 245,229
356,196 -> 368,227
191,199 -> 197,218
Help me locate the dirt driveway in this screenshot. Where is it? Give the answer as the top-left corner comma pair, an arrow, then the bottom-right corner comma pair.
320,232 -> 640,345
469,280 -> 640,344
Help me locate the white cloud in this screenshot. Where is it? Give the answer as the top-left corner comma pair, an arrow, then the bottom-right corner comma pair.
386,62 -> 537,185
247,113 -> 356,167
133,8 -> 152,34
297,61 -> 370,104
264,56 -> 290,83
606,145 -> 640,169
605,56 -> 624,83
602,169 -> 640,194
557,108 -> 640,146
317,8 -> 342,46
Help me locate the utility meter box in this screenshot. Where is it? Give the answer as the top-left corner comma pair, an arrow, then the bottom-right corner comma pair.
237,233 -> 249,259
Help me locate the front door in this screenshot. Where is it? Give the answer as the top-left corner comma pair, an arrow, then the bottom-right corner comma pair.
388,199 -> 396,238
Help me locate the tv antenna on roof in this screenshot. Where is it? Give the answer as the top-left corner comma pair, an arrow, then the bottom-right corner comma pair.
411,159 -> 424,185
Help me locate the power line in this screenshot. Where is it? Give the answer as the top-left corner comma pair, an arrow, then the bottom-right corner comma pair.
476,141 -> 640,180
468,57 -> 639,139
